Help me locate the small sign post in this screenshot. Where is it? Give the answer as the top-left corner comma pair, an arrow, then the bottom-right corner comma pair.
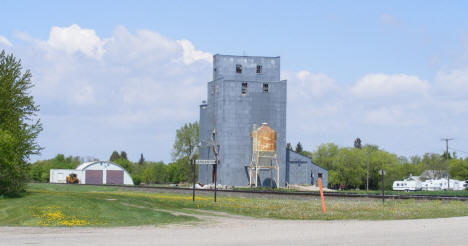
380,169 -> 386,204
190,146 -> 198,202
193,159 -> 218,202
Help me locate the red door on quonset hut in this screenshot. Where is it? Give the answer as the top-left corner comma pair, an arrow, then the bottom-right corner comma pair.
106,170 -> 124,185
85,170 -> 103,184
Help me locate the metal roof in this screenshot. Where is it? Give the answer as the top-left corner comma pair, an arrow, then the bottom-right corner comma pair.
75,161 -> 124,171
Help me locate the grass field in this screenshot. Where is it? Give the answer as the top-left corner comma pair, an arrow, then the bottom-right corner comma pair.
336,189 -> 468,196
235,186 -> 468,196
0,183 -> 467,227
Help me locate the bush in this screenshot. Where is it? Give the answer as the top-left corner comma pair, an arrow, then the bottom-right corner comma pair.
132,176 -> 142,185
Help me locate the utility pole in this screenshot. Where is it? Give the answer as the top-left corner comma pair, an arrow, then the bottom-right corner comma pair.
366,151 -> 369,191
441,138 -> 453,190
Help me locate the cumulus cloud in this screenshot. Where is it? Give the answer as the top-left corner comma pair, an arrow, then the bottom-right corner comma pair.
7,24 -> 212,162
435,67 -> 468,98
290,70 -> 339,98
5,24 -> 468,162
0,35 -> 12,47
351,73 -> 429,98
177,39 -> 212,64
46,24 -> 106,59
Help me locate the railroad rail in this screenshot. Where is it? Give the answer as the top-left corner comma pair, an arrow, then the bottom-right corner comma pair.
44,183 -> 468,201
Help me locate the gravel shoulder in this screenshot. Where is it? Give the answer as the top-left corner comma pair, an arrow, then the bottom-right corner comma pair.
2,215 -> 468,246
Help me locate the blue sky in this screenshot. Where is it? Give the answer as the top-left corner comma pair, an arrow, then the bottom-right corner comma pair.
1,1 -> 468,162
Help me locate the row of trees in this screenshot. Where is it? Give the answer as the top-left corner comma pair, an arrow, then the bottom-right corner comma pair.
28,153 -> 194,186
28,122 -> 200,186
291,142 -> 468,189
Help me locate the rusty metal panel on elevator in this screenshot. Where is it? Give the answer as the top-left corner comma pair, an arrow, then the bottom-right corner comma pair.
252,123 -> 277,152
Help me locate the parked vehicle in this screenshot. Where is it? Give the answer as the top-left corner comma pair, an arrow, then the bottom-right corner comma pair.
392,179 -> 422,191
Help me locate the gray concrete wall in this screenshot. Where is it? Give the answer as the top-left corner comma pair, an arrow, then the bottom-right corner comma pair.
286,150 -> 328,187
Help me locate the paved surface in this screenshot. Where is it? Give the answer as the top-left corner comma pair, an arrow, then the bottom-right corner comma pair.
1,216 -> 467,246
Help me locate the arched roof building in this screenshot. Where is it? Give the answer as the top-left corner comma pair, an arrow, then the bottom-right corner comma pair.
50,161 -> 134,185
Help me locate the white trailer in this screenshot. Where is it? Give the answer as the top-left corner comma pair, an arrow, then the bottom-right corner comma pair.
421,179 -> 466,191
392,179 -> 422,191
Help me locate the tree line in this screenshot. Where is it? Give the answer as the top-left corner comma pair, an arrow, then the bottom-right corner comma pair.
291,142 -> 468,189
29,123 -> 200,186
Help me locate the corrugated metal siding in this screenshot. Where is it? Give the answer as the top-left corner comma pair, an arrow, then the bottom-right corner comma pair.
85,170 -> 103,184
106,170 -> 123,184
199,55 -> 287,187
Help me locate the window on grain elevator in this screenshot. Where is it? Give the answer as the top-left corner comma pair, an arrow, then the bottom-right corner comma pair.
263,83 -> 269,93
242,82 -> 248,95
256,65 -> 263,74
236,64 -> 242,73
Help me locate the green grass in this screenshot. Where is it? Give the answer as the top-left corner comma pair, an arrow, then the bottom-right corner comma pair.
336,189 -> 468,197
0,184 -> 197,227
230,185 -> 468,197
0,183 -> 467,227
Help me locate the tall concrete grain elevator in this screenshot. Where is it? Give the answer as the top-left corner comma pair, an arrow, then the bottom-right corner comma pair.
198,54 -> 287,187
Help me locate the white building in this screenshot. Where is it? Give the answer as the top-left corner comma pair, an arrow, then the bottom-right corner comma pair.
50,161 -> 134,185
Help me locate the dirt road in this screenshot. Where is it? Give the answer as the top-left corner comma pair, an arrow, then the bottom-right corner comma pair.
2,215 -> 467,246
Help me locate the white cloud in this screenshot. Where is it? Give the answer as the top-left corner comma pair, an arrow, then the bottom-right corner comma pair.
435,67 -> 468,98
46,24 -> 106,59
351,73 -> 429,98
364,107 -> 421,127
286,70 -> 340,102
0,35 -> 12,47
7,24 -> 212,162
72,84 -> 95,105
6,24 -> 468,162
177,39 -> 212,64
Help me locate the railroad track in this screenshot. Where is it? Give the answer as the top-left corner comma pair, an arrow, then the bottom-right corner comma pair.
49,183 -> 468,201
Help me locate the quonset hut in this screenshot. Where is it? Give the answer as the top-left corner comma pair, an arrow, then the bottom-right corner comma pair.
198,54 -> 327,187
49,161 -> 134,185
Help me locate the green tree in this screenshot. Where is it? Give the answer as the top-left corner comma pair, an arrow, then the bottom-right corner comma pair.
138,153 -> 145,165
0,50 -> 42,194
109,151 -> 120,161
113,158 -> 133,174
295,142 -> 303,153
29,154 -> 81,182
311,143 -> 339,170
120,151 -> 128,160
167,157 -> 192,183
171,122 -> 199,160
449,159 -> 468,180
420,153 -> 446,179
286,142 -> 293,150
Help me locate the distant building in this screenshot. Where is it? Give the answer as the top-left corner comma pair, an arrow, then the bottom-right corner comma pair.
49,161 -> 134,185
286,149 -> 328,186
198,54 -> 327,187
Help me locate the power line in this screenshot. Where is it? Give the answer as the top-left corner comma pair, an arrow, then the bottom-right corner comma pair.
448,147 -> 468,155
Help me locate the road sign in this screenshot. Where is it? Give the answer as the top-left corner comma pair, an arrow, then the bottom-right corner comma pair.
195,159 -> 216,165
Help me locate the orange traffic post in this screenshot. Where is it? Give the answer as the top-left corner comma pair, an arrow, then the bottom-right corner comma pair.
318,178 -> 326,213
